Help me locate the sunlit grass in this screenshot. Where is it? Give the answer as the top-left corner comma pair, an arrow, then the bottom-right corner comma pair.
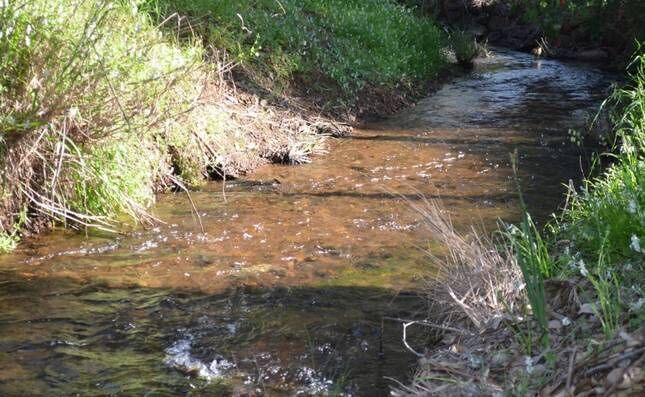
147,0 -> 447,99
557,50 -> 644,272
0,0 -> 206,237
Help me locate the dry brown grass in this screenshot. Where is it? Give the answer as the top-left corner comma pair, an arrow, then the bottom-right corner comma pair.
408,198 -> 524,331
393,200 -> 644,396
389,198 -> 526,396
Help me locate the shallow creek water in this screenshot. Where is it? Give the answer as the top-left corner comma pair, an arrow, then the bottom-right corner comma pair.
0,50 -> 613,395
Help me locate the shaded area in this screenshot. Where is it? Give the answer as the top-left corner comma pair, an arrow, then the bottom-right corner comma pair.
0,272 -> 428,396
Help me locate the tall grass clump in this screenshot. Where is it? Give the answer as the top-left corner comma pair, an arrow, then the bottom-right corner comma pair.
558,50 -> 644,273
553,49 -> 644,333
0,0 -> 205,246
502,154 -> 553,350
409,198 -> 524,330
146,0 -> 446,101
448,30 -> 480,66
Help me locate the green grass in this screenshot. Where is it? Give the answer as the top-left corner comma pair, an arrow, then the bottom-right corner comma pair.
555,49 -> 644,332
558,50 -> 644,271
0,0 -> 206,237
146,0 -> 446,100
448,29 -> 479,66
506,153 -> 551,346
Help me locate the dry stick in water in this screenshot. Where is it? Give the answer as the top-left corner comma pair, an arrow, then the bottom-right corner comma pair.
384,316 -> 470,335
167,174 -> 204,233
402,322 -> 424,358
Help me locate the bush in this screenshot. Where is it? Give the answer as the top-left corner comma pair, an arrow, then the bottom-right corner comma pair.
449,30 -> 479,66
0,0 -> 205,239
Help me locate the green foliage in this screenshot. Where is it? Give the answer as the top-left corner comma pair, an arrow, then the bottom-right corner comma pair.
449,30 -> 479,66
505,215 -> 550,339
558,50 -> 644,268
0,207 -> 26,254
550,49 -> 644,336
587,239 -> 623,338
506,154 -> 552,343
147,0 -> 446,98
68,138 -> 161,219
0,0 -> 206,237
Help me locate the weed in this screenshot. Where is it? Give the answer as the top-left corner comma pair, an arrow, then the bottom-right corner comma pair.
557,49 -> 644,276
448,30 -> 479,66
0,207 -> 26,254
586,237 -> 623,338
506,153 -> 551,344
409,198 -> 524,330
0,0 -> 205,236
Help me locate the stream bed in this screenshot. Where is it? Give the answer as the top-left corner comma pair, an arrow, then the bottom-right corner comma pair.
0,50 -> 614,396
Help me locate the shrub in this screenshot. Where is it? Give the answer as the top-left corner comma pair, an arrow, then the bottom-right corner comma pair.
0,0 -> 204,235
449,30 -> 479,66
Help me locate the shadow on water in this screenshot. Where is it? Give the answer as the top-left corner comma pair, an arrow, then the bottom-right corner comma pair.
0,272 -> 428,396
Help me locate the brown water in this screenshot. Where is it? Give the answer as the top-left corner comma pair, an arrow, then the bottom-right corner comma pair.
0,50 -> 613,396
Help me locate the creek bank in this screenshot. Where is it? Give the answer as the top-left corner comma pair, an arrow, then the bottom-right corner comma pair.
0,0 -> 455,250
395,50 -> 644,396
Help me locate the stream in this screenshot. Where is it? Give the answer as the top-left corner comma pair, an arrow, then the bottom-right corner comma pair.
0,50 -> 614,396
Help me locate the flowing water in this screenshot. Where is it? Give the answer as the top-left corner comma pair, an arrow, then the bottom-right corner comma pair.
0,50 -> 614,396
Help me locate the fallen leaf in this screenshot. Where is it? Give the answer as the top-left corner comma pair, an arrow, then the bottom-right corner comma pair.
579,303 -> 596,315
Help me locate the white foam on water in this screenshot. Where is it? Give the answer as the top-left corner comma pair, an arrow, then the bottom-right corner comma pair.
164,338 -> 235,381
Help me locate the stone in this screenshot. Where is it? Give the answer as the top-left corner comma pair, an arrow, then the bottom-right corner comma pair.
575,49 -> 609,62
607,368 -> 624,385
